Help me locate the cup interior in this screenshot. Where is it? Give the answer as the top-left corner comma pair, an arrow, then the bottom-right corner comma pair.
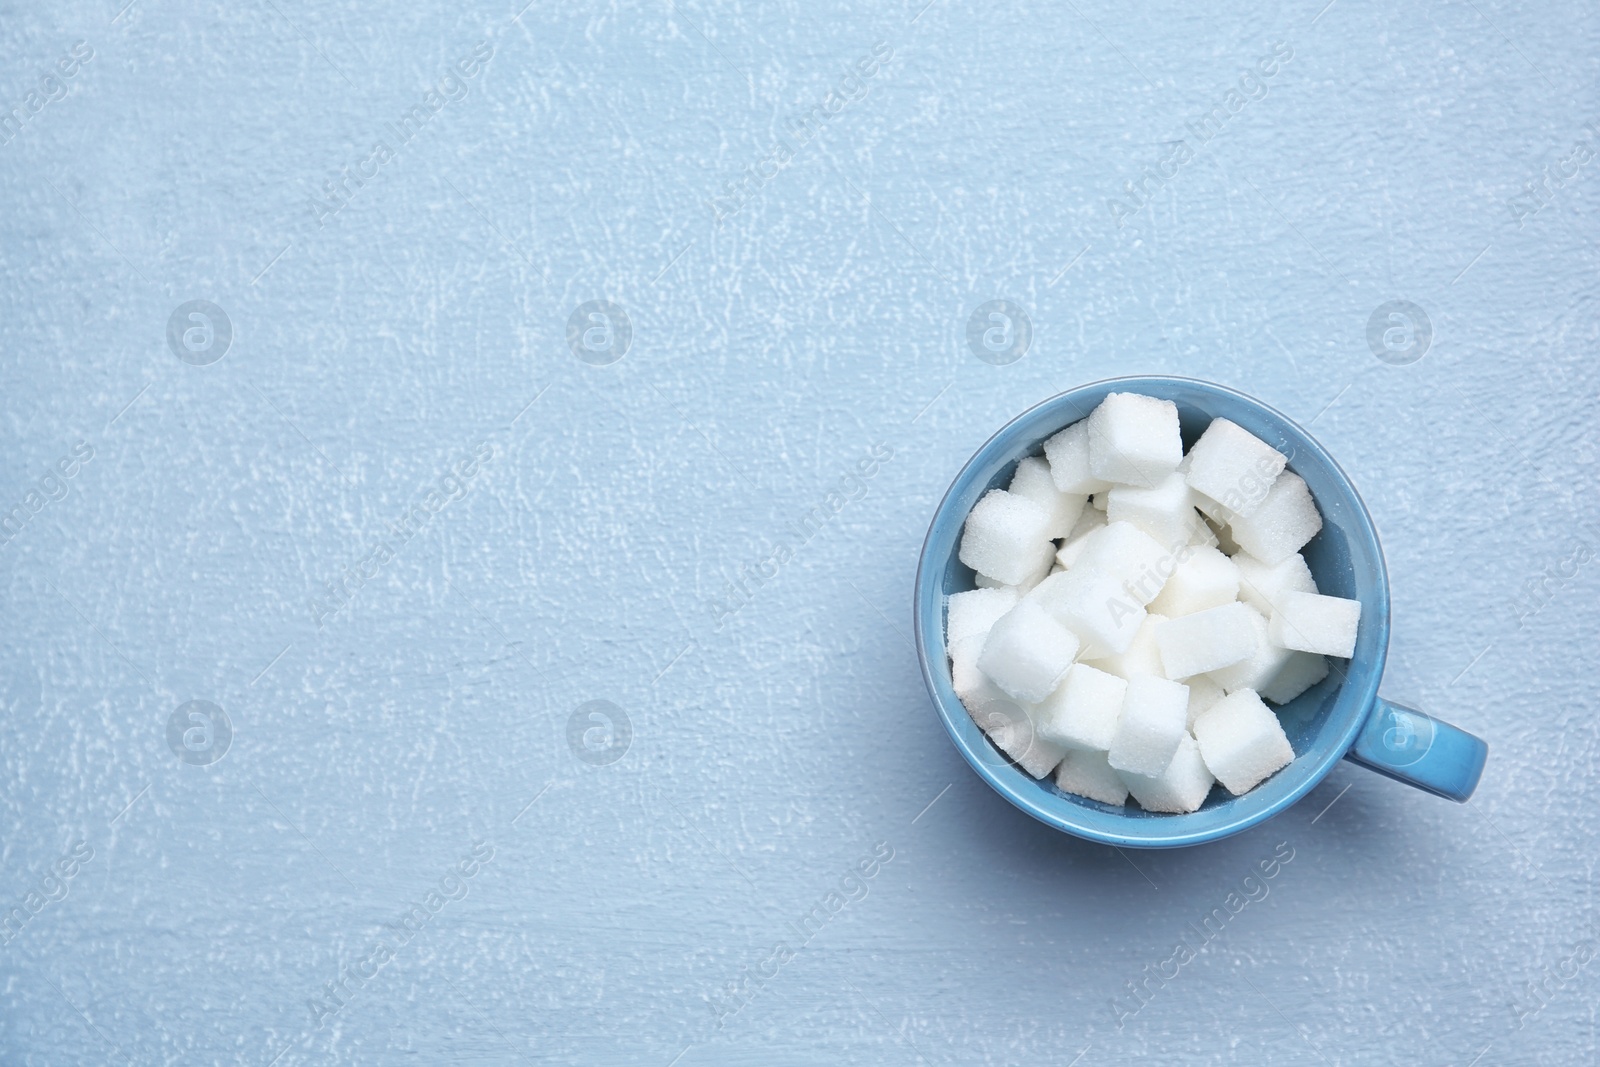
914,376 -> 1391,847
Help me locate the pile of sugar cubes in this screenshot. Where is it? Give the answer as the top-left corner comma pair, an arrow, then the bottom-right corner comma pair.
946,392 -> 1362,813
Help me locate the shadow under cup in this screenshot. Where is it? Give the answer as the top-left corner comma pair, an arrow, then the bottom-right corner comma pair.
914,377 -> 1391,848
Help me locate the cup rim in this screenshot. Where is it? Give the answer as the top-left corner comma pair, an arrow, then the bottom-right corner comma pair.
913,375 -> 1390,848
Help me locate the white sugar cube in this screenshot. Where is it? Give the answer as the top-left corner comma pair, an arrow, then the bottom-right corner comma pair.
1193,689 -> 1295,794
1260,650 -> 1329,705
1008,456 -> 1087,540
1107,472 -> 1199,548
1054,749 -> 1129,806
1055,508 -> 1108,568
1120,734 -> 1214,813
1091,491 -> 1109,511
1268,591 -> 1361,658
1147,545 -> 1240,617
1184,675 -> 1226,730
1075,521 -> 1172,606
1228,472 -> 1323,565
1154,602 -> 1259,679
945,587 -> 1019,645
1087,392 -> 1184,488
1183,418 -> 1287,518
1084,613 -> 1167,680
1233,551 -> 1317,617
977,601 -> 1081,703
958,489 -> 1053,586
964,696 -> 1068,779
1107,675 -> 1189,777
1029,567 -> 1144,658
1013,540 -> 1058,595
1042,421 -> 1112,495
1012,736 -> 1068,778
949,634 -> 997,707
1035,662 -> 1127,751
1206,605 -> 1298,696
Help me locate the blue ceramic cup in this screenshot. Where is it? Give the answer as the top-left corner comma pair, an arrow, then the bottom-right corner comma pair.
913,376 -> 1488,848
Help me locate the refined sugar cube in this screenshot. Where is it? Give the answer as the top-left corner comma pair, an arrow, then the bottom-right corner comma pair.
1107,675 -> 1189,777
1184,674 -> 1226,730
1084,613 -> 1167,680
1043,421 -> 1112,495
1120,734 -> 1214,813
1234,551 -> 1317,617
1183,418 -> 1287,518
965,696 -> 1068,779
1029,567 -> 1144,658
1074,521 -> 1172,606
1012,540 -> 1057,595
1107,472 -> 1199,548
1035,662 -> 1127,751
1154,602 -> 1259,679
1268,591 -> 1361,658
1055,749 -> 1129,806
1091,492 -> 1109,511
1147,545 -> 1240,618
958,489 -> 1053,586
1228,472 -> 1323,565
1008,456 -> 1087,539
1259,650 -> 1329,705
977,601 -> 1081,703
949,634 -> 999,709
974,545 -> 1052,594
1193,689 -> 1295,794
1012,733 -> 1069,779
945,587 -> 1018,645
1087,392 -> 1184,488
1206,606 -> 1298,695
1055,508 -> 1108,568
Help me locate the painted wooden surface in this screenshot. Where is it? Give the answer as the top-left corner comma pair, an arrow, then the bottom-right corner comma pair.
0,0 -> 1595,1062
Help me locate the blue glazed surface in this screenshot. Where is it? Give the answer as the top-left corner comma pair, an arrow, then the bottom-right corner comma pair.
1346,696 -> 1489,802
915,376 -> 1418,846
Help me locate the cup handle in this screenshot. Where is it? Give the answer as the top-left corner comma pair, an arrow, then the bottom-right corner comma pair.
1341,696 -> 1488,803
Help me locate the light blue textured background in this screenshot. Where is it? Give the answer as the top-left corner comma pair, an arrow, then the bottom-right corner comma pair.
1,0 -> 1596,1063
